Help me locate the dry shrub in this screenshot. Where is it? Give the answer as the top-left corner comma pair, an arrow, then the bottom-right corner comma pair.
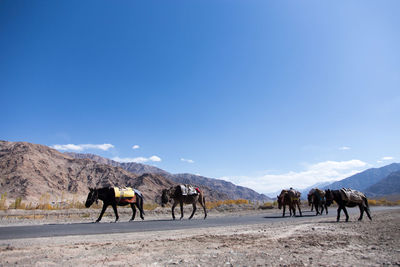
259,202 -> 274,210
0,193 -> 7,210
206,199 -> 249,210
143,203 -> 159,210
368,198 -> 400,206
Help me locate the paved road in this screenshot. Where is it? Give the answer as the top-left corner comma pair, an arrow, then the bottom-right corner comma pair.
0,206 -> 397,240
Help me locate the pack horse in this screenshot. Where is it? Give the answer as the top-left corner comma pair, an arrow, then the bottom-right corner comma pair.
325,188 -> 371,222
277,188 -> 302,217
85,187 -> 145,222
161,184 -> 207,220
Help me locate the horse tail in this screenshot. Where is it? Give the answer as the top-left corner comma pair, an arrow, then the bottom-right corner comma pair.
363,196 -> 370,212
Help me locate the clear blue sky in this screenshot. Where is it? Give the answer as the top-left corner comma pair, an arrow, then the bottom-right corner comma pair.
1,1 -> 399,195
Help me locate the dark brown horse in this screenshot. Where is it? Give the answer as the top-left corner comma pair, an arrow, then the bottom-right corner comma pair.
277,189 -> 302,217
85,187 -> 145,223
308,188 -> 328,215
325,189 -> 371,222
161,185 -> 207,220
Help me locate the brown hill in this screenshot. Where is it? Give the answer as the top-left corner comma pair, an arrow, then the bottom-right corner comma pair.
0,141 -> 173,203
66,152 -> 269,202
0,141 -> 227,204
65,152 -> 170,176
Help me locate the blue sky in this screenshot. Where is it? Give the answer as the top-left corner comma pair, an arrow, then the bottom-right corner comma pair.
1,1 -> 399,195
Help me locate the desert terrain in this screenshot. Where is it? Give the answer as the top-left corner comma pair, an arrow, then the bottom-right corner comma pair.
0,207 -> 399,266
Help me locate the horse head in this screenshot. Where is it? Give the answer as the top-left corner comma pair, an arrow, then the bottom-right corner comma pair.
277,190 -> 287,209
161,189 -> 170,207
85,188 -> 98,208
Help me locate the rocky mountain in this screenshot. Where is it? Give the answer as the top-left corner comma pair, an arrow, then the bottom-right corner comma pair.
364,171 -> 400,198
0,141 -> 178,203
66,152 -> 271,202
323,163 -> 400,192
65,152 -> 169,176
171,173 -> 271,202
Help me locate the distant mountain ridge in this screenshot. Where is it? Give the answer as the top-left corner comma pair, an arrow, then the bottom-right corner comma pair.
66,152 -> 271,202
323,163 -> 400,192
65,153 -> 169,176
364,171 -> 400,198
172,173 -> 271,202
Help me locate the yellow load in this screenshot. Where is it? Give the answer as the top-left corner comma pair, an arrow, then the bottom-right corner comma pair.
114,187 -> 135,198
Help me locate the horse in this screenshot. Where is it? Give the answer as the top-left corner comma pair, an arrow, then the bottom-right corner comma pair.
277,189 -> 302,217
309,188 -> 328,215
307,189 -> 315,212
325,189 -> 371,222
85,187 -> 145,223
161,185 -> 207,220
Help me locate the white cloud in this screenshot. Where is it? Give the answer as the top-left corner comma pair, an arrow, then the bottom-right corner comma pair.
220,159 -> 368,196
52,143 -> 114,151
132,145 -> 140,150
112,155 -> 162,163
181,158 -> 194,164
149,155 -> 161,162
382,156 -> 394,160
339,146 -> 351,150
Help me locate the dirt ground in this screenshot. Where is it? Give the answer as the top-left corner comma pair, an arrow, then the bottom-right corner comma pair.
0,208 -> 399,266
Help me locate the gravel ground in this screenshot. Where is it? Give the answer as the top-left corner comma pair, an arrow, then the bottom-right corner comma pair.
0,207 -> 399,266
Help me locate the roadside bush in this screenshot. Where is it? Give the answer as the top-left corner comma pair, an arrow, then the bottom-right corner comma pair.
0,193 -> 7,210
206,199 -> 249,210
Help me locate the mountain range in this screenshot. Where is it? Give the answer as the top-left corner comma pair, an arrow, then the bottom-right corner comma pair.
0,141 -> 269,203
66,152 -> 271,202
1,140 -> 398,204
322,163 -> 400,192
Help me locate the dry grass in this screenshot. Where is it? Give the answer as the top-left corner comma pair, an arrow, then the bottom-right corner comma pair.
368,198 -> 400,206
206,199 -> 249,209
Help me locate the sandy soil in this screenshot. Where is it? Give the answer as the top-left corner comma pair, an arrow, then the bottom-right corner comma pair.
0,208 -> 399,266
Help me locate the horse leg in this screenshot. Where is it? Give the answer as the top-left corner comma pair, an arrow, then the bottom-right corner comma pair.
189,203 -> 196,220
179,200 -> 184,220
297,202 -> 302,217
315,203 -> 319,215
130,203 -> 136,221
111,204 -> 119,222
365,207 -> 372,220
171,201 -> 178,220
343,207 -> 349,222
325,204 -> 328,214
358,204 -> 364,221
311,202 -> 314,212
364,198 -> 372,221
320,204 -> 324,215
336,206 -> 342,222
96,203 -> 108,223
292,204 -> 296,217
282,205 -> 286,217
137,196 -> 145,220
199,195 -> 207,219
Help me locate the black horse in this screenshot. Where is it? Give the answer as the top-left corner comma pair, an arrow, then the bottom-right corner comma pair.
161,185 -> 207,220
85,187 -> 145,223
309,189 -> 328,216
325,189 -> 371,222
